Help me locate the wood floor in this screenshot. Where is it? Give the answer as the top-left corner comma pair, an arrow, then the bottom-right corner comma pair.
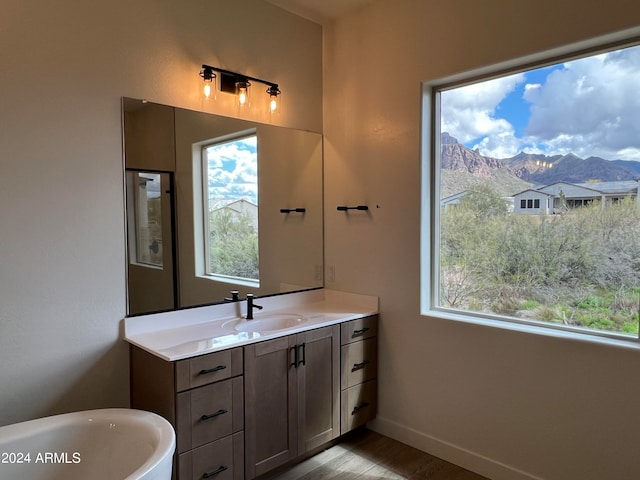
266,429 -> 489,480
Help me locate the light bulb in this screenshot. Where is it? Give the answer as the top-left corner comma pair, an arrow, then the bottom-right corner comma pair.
235,80 -> 250,108
266,85 -> 281,115
238,87 -> 248,105
199,66 -> 216,100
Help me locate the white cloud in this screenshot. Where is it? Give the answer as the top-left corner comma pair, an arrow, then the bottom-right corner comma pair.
440,44 -> 640,161
472,131 -> 524,159
441,72 -> 525,158
524,45 -> 640,160
206,136 -> 258,204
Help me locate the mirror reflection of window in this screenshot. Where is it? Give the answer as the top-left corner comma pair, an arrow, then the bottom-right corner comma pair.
132,172 -> 163,268
202,134 -> 259,283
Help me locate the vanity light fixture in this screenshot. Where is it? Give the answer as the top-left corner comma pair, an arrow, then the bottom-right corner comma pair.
199,66 -> 216,99
199,64 -> 281,111
266,84 -> 281,113
236,79 -> 250,107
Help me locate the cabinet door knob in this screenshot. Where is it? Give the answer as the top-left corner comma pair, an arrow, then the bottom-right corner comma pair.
200,409 -> 227,421
351,360 -> 370,372
199,365 -> 227,375
352,327 -> 370,338
352,402 -> 370,414
202,465 -> 228,478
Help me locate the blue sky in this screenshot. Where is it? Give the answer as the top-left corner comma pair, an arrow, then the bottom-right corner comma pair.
441,43 -> 640,161
494,66 -> 559,140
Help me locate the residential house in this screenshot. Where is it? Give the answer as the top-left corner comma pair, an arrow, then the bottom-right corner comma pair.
514,180 -> 639,214
212,199 -> 259,227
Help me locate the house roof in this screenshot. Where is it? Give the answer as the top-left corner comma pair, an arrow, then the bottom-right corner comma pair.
440,191 -> 469,204
513,188 -> 553,198
573,180 -> 638,194
536,181 -> 602,197
514,180 -> 639,198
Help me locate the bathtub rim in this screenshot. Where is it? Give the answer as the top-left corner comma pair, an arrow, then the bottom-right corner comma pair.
0,408 -> 176,480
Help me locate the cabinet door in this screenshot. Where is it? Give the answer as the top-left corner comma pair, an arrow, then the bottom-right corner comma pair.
296,325 -> 340,453
244,335 -> 298,479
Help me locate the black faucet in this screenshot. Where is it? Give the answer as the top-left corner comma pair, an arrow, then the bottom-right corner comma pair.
224,290 -> 240,302
246,293 -> 263,320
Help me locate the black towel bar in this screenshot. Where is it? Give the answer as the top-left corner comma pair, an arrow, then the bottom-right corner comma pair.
280,208 -> 306,213
337,205 -> 368,211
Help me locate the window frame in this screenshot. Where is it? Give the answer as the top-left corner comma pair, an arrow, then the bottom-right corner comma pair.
421,32 -> 640,345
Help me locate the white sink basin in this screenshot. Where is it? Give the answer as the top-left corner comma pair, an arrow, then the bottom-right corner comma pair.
233,313 -> 307,332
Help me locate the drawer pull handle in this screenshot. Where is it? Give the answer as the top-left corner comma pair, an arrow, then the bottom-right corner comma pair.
352,402 -> 370,414
351,360 -> 370,372
202,465 -> 228,478
290,345 -> 298,368
200,409 -> 227,421
199,365 -> 227,375
352,327 -> 370,337
298,343 -> 306,367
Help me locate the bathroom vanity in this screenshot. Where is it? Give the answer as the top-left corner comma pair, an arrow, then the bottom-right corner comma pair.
125,290 -> 378,480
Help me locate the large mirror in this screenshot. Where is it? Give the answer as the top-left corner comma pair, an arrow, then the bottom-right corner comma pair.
122,97 -> 323,316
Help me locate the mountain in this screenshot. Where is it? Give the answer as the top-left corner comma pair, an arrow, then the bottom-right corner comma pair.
440,133 -> 640,198
612,159 -> 640,176
440,134 -> 531,197
506,153 -> 637,184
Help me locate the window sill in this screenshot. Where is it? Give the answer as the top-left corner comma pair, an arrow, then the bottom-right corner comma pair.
422,308 -> 640,351
199,274 -> 260,289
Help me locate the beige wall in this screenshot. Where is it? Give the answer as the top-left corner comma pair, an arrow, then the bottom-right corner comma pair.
0,0 -> 321,425
323,1 -> 640,479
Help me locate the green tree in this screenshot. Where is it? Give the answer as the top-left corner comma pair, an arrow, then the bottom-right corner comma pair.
457,184 -> 509,219
208,208 -> 259,279
439,186 -> 507,307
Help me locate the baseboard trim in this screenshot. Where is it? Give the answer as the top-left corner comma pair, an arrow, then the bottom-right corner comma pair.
368,416 -> 544,480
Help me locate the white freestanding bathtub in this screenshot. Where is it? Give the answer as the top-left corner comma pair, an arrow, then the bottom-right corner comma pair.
0,408 -> 175,480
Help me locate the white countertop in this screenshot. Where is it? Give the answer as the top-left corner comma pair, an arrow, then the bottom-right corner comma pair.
124,289 -> 378,361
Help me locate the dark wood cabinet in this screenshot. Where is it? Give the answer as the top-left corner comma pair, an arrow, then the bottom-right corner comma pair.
340,316 -> 378,434
130,315 -> 377,480
244,325 -> 340,479
130,346 -> 244,480
297,325 -> 341,453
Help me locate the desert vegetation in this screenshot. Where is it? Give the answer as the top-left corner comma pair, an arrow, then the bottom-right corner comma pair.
208,208 -> 259,280
439,185 -> 640,334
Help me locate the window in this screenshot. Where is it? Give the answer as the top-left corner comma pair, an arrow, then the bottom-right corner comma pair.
427,40 -> 640,339
202,134 -> 259,283
128,171 -> 163,267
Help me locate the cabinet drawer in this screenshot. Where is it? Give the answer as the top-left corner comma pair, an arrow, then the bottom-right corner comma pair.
341,379 -> 377,435
177,376 -> 244,453
341,337 -> 377,390
341,316 -> 378,345
176,347 -> 243,392
178,431 -> 244,480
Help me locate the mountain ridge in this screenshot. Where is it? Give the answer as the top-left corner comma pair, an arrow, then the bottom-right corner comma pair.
440,133 -> 639,198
